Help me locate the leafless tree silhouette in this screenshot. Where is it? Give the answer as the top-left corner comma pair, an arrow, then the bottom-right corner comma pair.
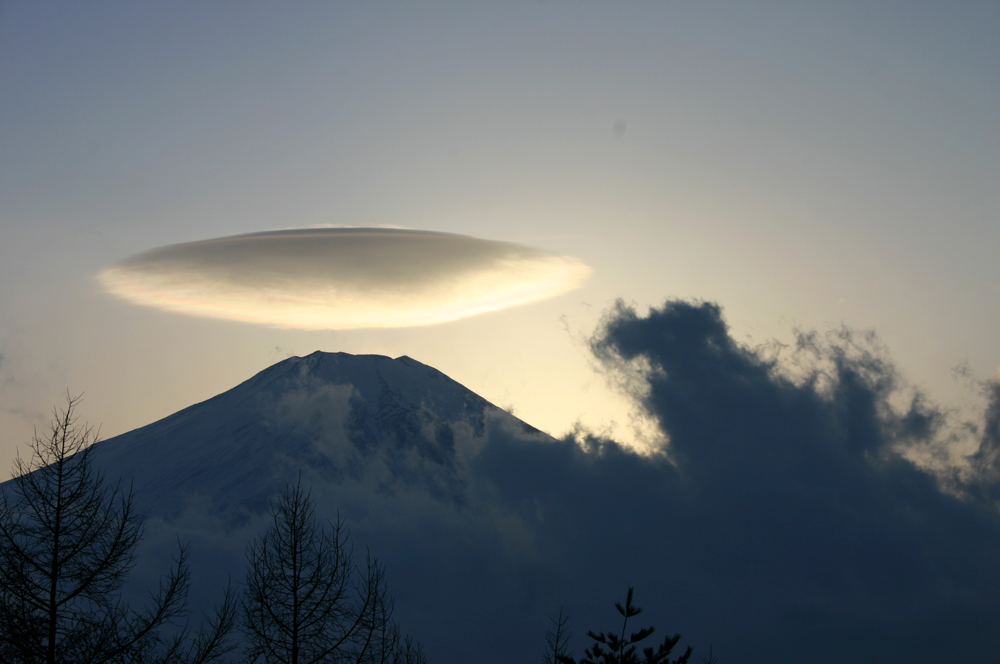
241,479 -> 425,664
0,395 -> 236,664
542,608 -> 573,664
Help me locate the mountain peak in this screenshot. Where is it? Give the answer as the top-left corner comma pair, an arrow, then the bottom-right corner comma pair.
88,351 -> 540,520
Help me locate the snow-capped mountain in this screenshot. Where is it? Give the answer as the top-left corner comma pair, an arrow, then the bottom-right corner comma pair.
91,351 -> 542,519
85,351 -> 560,663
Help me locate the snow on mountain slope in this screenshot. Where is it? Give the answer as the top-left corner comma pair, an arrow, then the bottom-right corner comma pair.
91,351 -> 545,519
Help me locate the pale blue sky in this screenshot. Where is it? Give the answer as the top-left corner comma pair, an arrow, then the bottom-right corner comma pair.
1,1 -> 997,470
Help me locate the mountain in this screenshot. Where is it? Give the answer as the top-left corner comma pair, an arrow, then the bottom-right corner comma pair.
92,351 -> 541,519
87,351 -> 560,662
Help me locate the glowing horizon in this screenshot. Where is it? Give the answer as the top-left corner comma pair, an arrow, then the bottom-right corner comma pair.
97,228 -> 591,329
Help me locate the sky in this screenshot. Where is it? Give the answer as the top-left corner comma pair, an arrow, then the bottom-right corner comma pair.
1,1 -> 999,477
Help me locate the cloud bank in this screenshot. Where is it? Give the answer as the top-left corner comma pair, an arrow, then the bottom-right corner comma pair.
466,300 -> 1000,662
97,228 -> 590,329
344,301 -> 1000,663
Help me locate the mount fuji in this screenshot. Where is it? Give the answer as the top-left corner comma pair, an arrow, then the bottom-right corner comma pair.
91,351 -> 537,519
88,351 -> 565,663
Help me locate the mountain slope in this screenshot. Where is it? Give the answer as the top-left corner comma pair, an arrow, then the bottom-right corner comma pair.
92,351 -> 542,519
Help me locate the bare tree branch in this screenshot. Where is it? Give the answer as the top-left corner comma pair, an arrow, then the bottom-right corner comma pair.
0,395 -> 236,664
241,479 -> 426,664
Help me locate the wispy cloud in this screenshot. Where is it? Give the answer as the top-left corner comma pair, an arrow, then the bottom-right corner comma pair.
97,229 -> 591,329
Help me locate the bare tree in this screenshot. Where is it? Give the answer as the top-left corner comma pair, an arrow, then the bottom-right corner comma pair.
241,479 -> 425,664
0,395 -> 236,664
541,608 -> 572,664
389,636 -> 427,664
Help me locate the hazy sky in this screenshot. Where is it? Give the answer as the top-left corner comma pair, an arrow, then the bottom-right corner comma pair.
1,2 -> 998,472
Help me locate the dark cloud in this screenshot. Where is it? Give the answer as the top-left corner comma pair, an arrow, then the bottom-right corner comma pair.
500,299 -> 1000,662
402,300 -> 1000,662
97,228 -> 590,329
966,381 -> 1000,503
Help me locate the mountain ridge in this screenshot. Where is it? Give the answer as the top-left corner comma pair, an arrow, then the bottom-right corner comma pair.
88,350 -> 548,521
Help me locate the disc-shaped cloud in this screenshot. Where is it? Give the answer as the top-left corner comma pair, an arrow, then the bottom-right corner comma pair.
97,228 -> 591,329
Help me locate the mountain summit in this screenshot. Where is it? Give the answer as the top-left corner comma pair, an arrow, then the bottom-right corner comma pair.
92,351 -> 544,520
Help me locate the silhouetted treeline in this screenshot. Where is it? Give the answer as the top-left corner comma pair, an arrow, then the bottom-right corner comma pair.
539,588 -> 697,664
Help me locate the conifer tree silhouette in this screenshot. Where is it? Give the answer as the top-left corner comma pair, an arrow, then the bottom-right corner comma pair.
557,588 -> 691,664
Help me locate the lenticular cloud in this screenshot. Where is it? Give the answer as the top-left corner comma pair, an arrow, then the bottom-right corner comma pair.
97,228 -> 591,329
